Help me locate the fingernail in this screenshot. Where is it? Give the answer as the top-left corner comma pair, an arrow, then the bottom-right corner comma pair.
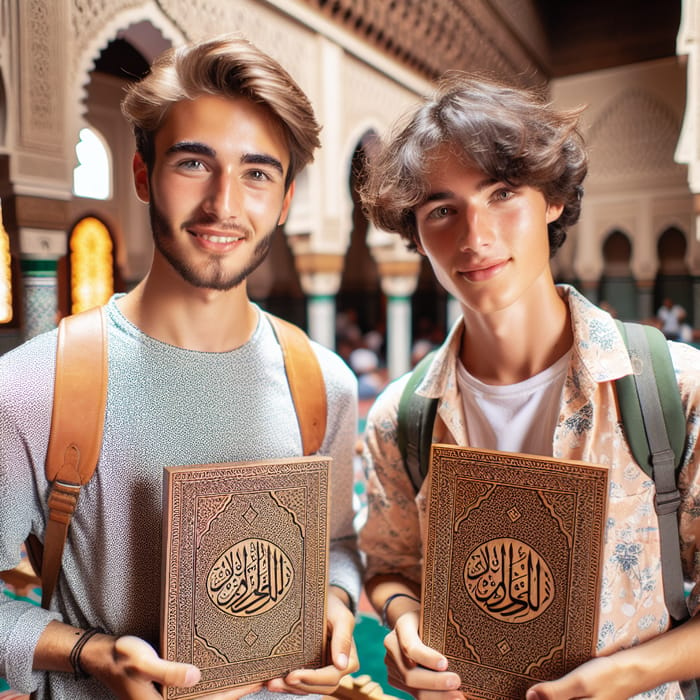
337,653 -> 349,669
446,676 -> 460,689
436,657 -> 448,671
184,667 -> 200,686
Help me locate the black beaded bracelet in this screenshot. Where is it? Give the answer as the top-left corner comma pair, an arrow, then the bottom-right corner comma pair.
381,592 -> 420,628
69,627 -> 103,680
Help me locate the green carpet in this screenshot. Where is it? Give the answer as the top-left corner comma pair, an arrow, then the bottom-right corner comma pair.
352,613 -> 412,699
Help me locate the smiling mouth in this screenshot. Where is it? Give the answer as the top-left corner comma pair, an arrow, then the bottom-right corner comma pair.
199,233 -> 242,243
459,260 -> 508,281
189,230 -> 245,245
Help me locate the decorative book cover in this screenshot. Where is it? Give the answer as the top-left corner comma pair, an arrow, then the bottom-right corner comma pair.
160,456 -> 331,699
421,445 -> 609,700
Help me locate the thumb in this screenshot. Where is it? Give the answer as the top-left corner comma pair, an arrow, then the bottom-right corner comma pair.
327,593 -> 354,670
526,676 -> 582,700
115,635 -> 201,687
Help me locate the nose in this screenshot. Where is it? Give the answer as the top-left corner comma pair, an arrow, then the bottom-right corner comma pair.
459,206 -> 490,252
204,170 -> 240,219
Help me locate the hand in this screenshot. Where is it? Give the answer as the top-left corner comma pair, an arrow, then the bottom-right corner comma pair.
267,588 -> 359,695
82,634 -> 262,699
384,610 -> 464,700
526,656 -> 633,700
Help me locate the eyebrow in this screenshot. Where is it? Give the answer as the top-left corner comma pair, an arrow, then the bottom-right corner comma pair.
420,177 -> 500,206
166,141 -> 216,158
241,153 -> 284,176
165,142 -> 285,177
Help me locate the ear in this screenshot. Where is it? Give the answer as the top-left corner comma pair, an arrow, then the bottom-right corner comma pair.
132,152 -> 150,203
277,180 -> 295,226
546,201 -> 564,224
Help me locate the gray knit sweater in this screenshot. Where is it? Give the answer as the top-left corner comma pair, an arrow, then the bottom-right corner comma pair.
0,297 -> 362,699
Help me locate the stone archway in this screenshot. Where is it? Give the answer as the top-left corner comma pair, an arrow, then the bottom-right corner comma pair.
654,226 -> 692,322
598,230 -> 636,320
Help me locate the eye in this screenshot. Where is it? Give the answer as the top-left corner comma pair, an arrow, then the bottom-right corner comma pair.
491,187 -> 514,202
248,169 -> 270,181
177,159 -> 206,171
427,205 -> 454,220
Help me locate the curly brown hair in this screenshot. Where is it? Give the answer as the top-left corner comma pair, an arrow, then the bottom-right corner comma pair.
121,34 -> 321,189
360,73 -> 588,255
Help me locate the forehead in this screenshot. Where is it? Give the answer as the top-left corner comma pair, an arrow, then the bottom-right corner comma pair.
417,144 -> 485,187
155,94 -> 290,168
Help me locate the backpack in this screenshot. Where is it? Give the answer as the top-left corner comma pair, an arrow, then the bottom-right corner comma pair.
397,320 -> 690,624
26,305 -> 327,610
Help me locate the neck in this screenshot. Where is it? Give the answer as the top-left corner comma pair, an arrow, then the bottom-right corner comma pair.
460,283 -> 572,385
116,269 -> 258,353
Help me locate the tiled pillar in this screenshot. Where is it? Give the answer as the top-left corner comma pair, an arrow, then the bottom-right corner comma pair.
20,257 -> 59,341
18,227 -> 67,341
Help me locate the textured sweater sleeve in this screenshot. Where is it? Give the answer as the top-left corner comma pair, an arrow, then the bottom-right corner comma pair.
0,336 -> 63,694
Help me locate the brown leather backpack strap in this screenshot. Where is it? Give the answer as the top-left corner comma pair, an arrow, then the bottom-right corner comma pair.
40,306 -> 108,608
267,314 -> 327,455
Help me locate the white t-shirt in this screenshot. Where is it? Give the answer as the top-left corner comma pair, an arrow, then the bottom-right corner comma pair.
456,350 -> 571,457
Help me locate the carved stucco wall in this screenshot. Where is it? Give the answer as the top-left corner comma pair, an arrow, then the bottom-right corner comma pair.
550,58 -> 695,283
11,0 -> 72,197
58,0 -> 425,273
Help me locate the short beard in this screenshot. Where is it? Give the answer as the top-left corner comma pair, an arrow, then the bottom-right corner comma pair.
149,199 -> 275,291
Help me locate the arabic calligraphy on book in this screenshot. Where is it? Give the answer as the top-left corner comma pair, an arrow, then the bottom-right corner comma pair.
207,538 -> 294,617
465,538 -> 554,623
421,445 -> 608,700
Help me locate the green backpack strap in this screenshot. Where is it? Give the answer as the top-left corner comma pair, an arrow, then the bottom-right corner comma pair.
397,351 -> 438,493
614,320 -> 689,623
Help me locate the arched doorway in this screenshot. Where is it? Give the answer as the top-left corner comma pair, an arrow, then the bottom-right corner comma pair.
337,134 -> 383,364
654,226 -> 692,323
598,230 -> 636,320
60,215 -> 120,316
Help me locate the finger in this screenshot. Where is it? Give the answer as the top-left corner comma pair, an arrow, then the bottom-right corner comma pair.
386,663 -> 464,700
266,677 -> 310,695
277,664 -> 350,695
326,590 -> 358,672
114,636 -> 200,688
392,616 -> 449,672
527,676 -> 588,700
385,639 -> 461,694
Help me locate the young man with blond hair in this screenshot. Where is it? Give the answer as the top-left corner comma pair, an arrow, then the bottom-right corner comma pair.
0,35 -> 361,699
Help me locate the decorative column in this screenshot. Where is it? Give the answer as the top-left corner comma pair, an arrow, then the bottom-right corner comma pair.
19,227 -> 66,340
677,1 -> 700,327
293,252 -> 345,349
307,293 -> 336,349
378,261 -> 421,380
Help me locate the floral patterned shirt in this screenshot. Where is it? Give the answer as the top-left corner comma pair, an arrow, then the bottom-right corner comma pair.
359,285 -> 700,699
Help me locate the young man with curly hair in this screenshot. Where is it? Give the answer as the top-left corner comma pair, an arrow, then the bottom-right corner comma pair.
359,74 -> 700,700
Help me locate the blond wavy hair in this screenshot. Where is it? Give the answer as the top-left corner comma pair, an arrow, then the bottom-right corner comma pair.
121,34 -> 321,188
